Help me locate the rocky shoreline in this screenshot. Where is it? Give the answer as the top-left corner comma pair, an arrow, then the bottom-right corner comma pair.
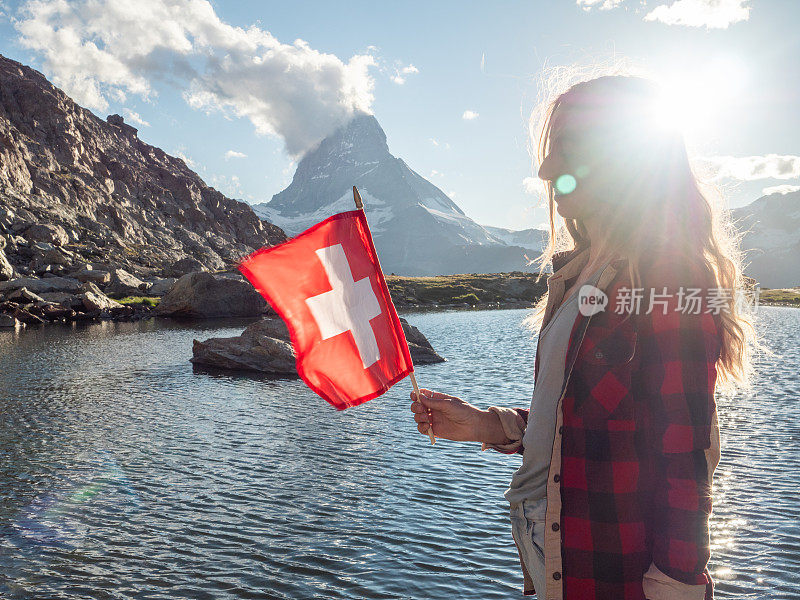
0,270 -> 549,330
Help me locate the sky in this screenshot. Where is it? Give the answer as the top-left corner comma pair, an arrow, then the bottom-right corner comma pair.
0,0 -> 798,231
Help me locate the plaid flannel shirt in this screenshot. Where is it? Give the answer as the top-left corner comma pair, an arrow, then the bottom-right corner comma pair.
486,246 -> 721,600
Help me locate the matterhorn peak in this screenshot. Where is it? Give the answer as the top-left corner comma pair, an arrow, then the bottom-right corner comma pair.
254,113 -> 538,275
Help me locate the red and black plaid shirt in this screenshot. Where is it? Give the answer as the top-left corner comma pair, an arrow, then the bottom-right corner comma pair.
499,248 -> 722,600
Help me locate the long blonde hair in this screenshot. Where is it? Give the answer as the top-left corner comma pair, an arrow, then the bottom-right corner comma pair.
525,66 -> 764,392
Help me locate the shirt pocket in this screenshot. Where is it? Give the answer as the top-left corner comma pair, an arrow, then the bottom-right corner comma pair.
572,317 -> 638,422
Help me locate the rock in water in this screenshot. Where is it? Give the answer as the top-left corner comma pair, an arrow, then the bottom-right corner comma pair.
399,318 -> 446,365
156,272 -> 267,318
191,316 -> 444,374
0,314 -> 19,327
191,317 -> 296,374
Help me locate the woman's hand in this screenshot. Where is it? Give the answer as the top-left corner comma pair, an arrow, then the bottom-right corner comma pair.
410,388 -> 509,444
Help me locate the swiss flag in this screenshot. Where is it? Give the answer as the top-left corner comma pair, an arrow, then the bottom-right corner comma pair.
238,209 -> 414,409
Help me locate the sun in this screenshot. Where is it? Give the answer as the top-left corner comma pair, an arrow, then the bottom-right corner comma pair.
649,54 -> 749,141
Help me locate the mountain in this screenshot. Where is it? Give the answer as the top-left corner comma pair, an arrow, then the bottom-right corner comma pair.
0,54 -> 285,280
733,190 -> 800,288
253,113 -> 543,275
482,225 -> 548,252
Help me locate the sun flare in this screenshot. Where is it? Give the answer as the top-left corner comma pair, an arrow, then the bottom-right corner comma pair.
650,55 -> 749,139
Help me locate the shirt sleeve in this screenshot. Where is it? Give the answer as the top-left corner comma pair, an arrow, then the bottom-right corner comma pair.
481,407 -> 529,454
637,259 -> 722,592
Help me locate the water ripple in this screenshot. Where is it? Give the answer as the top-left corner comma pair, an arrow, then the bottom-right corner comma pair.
0,308 -> 797,599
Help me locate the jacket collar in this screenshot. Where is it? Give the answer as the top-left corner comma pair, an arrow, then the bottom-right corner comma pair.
550,246 -> 628,282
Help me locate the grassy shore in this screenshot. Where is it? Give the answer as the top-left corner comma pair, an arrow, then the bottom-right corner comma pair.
114,278 -> 798,313
758,288 -> 800,307
386,272 -> 547,309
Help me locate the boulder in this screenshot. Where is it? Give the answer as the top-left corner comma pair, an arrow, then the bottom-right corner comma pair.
0,276 -> 81,294
156,272 -> 267,318
79,289 -> 123,312
165,257 -> 206,278
191,317 -> 296,374
40,303 -> 76,321
0,314 -> 19,327
39,291 -> 81,308
74,281 -> 122,312
12,307 -> 45,324
399,318 -> 446,364
7,287 -> 45,304
105,268 -> 150,297
41,247 -> 72,266
0,248 -> 14,281
190,316 -> 444,374
74,268 -> 112,284
148,277 -> 177,297
24,223 -> 69,246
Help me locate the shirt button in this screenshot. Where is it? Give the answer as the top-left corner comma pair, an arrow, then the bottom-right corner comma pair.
552,522 -> 560,531
595,350 -> 604,359
553,474 -> 560,483
553,572 -> 561,580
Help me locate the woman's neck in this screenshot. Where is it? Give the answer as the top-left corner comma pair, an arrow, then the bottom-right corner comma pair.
583,218 -> 615,266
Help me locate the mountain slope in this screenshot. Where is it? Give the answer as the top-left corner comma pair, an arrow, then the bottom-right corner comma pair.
0,54 -> 285,278
253,113 -> 539,275
733,190 -> 800,288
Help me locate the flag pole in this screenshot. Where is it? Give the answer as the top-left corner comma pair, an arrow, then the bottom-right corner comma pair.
352,186 -> 435,446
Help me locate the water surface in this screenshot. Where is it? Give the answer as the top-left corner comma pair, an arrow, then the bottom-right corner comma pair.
0,307 -> 797,599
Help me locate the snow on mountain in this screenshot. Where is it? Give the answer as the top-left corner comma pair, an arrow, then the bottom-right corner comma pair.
732,189 -> 800,288
253,113 -> 537,275
482,226 -> 548,252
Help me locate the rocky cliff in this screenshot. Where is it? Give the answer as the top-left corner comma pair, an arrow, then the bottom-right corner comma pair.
0,53 -> 285,281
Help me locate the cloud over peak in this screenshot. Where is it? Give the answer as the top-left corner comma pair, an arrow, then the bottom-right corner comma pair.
14,0 -> 376,156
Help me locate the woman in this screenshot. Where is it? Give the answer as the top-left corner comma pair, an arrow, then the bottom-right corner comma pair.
409,74 -> 757,600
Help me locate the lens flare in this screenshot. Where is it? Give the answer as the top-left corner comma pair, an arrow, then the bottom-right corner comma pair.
555,174 -> 577,195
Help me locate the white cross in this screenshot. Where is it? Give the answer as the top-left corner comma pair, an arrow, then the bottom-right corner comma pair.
305,243 -> 382,368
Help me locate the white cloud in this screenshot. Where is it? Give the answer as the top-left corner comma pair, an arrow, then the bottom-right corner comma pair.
698,154 -> 800,181
210,173 -> 241,197
174,149 -> 196,168
644,0 -> 751,29
762,184 -> 800,196
462,110 -> 479,120
224,149 -> 247,160
429,170 -> 443,178
390,62 -> 419,85
122,108 -> 150,127
14,0 -> 376,157
577,0 -> 625,11
523,176 -> 545,196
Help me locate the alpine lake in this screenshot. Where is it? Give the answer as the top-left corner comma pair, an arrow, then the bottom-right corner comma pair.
0,306 -> 798,599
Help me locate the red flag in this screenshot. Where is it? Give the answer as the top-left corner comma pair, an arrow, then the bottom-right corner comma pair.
238,210 -> 413,410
